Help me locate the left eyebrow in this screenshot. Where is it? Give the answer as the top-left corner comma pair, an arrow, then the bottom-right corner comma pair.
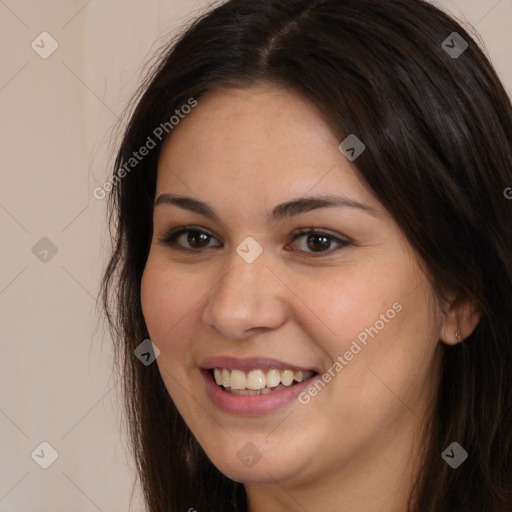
268,194 -> 379,221
153,193 -> 380,222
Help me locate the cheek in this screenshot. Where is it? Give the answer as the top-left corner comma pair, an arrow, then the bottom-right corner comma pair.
291,267 -> 403,355
326,281 -> 440,423
140,258 -> 196,342
296,262 -> 439,398
140,261 -> 198,407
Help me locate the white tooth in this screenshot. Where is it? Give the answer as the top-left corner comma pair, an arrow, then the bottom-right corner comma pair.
222,368 -> 231,388
214,368 -> 223,385
260,387 -> 272,394
294,370 -> 305,383
228,387 -> 262,395
246,369 -> 266,390
230,369 -> 247,390
302,371 -> 314,380
281,369 -> 294,386
266,368 -> 281,388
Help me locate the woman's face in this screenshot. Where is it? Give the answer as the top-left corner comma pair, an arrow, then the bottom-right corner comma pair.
141,84 -> 446,492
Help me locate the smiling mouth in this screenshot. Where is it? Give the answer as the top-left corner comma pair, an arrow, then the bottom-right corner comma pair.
211,367 -> 317,395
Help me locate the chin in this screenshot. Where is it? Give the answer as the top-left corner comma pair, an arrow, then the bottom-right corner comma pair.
201,438 -> 307,485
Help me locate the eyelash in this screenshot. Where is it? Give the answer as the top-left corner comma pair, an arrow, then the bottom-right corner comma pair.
158,226 -> 350,256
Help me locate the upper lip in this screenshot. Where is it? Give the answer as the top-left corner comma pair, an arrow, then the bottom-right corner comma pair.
200,356 -> 318,373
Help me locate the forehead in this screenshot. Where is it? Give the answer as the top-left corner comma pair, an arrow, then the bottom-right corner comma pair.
155,84 -> 378,221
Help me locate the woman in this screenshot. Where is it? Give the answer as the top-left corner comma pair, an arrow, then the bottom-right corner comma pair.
100,0 -> 512,510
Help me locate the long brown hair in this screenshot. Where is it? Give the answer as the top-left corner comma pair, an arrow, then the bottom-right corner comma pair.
100,0 -> 512,510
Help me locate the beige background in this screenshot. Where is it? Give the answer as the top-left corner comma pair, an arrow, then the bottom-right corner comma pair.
0,1 -> 510,510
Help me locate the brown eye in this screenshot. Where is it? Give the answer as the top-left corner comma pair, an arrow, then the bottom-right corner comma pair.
289,228 -> 350,255
159,227 -> 221,251
305,233 -> 331,252
183,230 -> 211,248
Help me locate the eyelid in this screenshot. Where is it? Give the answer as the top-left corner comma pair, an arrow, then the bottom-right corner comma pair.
290,226 -> 350,243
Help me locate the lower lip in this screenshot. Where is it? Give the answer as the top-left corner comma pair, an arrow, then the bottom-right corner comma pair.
201,370 -> 316,416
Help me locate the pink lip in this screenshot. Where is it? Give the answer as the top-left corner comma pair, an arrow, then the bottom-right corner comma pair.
201,368 -> 318,416
200,355 -> 317,373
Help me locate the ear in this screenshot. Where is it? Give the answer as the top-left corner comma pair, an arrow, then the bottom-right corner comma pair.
439,295 -> 481,345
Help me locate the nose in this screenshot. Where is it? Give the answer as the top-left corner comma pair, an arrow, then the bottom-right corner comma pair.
201,245 -> 289,340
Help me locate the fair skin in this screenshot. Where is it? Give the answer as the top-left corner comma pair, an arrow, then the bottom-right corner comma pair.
140,83 -> 480,512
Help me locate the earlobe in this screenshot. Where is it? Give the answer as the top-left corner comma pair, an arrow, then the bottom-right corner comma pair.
439,297 -> 481,346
